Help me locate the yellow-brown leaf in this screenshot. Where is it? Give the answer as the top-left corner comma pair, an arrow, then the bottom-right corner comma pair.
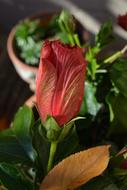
40,145 -> 110,190
0,186 -> 7,190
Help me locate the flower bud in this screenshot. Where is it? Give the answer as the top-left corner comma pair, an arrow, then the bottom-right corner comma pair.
36,40 -> 87,127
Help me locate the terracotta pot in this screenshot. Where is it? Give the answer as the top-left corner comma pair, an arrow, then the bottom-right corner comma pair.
7,27 -> 38,91
7,12 -> 88,91
7,12 -> 58,91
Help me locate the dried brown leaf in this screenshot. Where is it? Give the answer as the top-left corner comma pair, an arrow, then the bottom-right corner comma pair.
0,186 -> 7,190
40,145 -> 110,190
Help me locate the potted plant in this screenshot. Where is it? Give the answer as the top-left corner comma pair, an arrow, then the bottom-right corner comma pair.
7,10 -> 87,91
1,10 -> 127,190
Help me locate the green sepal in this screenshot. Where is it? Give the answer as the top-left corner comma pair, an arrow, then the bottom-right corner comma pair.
44,116 -> 61,142
58,117 -> 85,142
40,116 -> 85,143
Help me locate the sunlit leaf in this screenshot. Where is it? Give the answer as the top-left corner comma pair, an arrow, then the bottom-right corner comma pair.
40,145 -> 110,190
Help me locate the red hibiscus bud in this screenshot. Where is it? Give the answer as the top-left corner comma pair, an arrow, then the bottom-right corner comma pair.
36,40 -> 87,126
118,13 -> 127,31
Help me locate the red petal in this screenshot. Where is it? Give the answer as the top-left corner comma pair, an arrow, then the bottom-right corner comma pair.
36,58 -> 57,123
51,42 -> 87,125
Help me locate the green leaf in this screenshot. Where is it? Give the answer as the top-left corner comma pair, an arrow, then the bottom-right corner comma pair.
20,37 -> 42,65
58,117 -> 84,142
58,122 -> 73,142
86,47 -> 100,80
112,93 -> 127,130
96,20 -> 114,49
58,9 -> 75,34
106,92 -> 115,122
15,19 -> 45,66
80,82 -> 101,116
16,19 -> 39,38
82,176 -> 119,190
15,19 -> 45,43
55,125 -> 81,164
31,119 -> 50,178
110,167 -> 127,190
0,106 -> 34,165
55,32 -> 69,43
110,59 -> 127,98
0,163 -> 32,190
107,93 -> 127,136
46,15 -> 60,33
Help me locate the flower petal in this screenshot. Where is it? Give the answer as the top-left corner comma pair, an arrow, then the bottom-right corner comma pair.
36,58 -> 57,123
36,40 -> 87,126
51,42 -> 87,125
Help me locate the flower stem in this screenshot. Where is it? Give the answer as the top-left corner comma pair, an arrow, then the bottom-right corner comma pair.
74,34 -> 81,47
104,45 -> 127,64
68,33 -> 75,46
47,141 -> 58,173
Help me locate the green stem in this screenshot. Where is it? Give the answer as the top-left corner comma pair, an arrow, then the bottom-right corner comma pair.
104,45 -> 127,64
58,20 -> 66,33
74,34 -> 81,47
68,33 -> 75,46
47,141 -> 58,173
104,51 -> 122,64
